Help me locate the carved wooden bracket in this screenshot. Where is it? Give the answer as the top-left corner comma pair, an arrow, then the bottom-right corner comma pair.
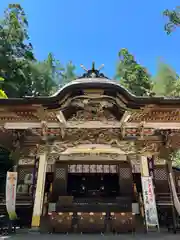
137,140 -> 161,156
137,121 -> 146,140
36,144 -> 51,155
159,129 -> 180,150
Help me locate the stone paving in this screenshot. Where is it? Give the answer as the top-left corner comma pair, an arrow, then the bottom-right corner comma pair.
1,233 -> 180,240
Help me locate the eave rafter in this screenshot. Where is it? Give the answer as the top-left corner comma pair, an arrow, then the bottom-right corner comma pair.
129,105 -> 180,122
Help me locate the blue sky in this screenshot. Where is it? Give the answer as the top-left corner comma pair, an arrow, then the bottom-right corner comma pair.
0,0 -> 180,78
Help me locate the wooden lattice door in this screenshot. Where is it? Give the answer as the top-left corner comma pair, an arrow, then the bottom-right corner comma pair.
52,162 -> 68,201
154,165 -> 170,193
118,161 -> 133,197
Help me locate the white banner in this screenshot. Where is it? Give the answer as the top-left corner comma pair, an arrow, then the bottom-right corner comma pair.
141,176 -> 159,228
5,172 -> 18,220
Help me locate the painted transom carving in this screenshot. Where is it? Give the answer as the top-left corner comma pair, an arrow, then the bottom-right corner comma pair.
68,164 -> 118,173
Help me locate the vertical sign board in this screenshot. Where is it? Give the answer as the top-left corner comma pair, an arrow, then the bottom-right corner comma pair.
141,176 -> 159,231
5,172 -> 18,220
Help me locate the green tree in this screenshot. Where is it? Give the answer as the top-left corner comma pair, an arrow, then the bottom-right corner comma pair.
152,62 -> 179,96
0,4 -> 35,97
59,61 -> 76,87
163,7 -> 180,34
0,4 -> 77,98
0,4 -> 67,97
116,48 -> 152,96
28,53 -> 59,96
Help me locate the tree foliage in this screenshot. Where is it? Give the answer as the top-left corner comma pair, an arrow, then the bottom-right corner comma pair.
60,61 -> 76,86
0,4 -> 35,97
0,4 -> 77,98
28,53 -> 59,96
152,62 -> 179,96
116,48 -> 152,96
0,77 -> 7,98
163,7 -> 180,34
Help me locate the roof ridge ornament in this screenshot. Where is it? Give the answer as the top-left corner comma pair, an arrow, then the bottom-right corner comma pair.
79,62 -> 108,79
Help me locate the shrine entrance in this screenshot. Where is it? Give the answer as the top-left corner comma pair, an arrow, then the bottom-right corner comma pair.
44,144 -> 140,233
67,164 -> 120,199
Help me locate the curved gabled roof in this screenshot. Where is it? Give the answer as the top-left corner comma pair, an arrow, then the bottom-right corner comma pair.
0,77 -> 180,108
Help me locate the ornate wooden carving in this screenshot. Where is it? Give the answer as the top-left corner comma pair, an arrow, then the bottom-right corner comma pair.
129,109 -> 180,122
158,129 -> 180,150
20,145 -> 38,157
68,100 -> 117,121
37,144 -> 51,155
69,108 -> 116,121
166,132 -> 180,150
64,128 -> 121,145
138,141 -> 162,155
124,127 -> 155,137
49,130 -> 138,156
49,128 -> 136,154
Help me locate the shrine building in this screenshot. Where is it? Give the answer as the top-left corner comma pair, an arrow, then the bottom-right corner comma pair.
1,65 -> 180,233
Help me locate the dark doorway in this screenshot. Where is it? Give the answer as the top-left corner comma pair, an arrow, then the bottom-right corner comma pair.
67,173 -> 119,198
133,173 -> 142,193
45,172 -> 54,194
0,147 -> 12,193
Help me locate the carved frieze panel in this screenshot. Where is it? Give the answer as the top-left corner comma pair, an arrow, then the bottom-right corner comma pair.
44,127 -> 143,157
68,109 -> 116,121
50,128 -> 137,153
67,97 -> 116,109
67,99 -> 118,122
64,128 -> 121,145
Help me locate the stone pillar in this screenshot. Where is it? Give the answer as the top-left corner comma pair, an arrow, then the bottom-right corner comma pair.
31,150 -> 47,231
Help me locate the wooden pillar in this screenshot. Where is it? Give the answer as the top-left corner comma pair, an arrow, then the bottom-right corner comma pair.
31,150 -> 47,230
140,155 -> 149,177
